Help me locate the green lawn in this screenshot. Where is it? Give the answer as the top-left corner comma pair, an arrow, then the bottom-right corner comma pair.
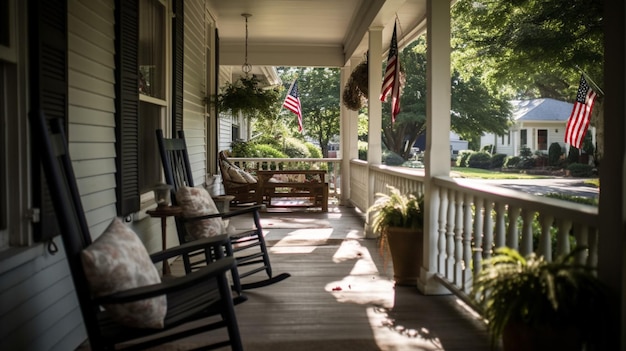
451,167 -> 550,180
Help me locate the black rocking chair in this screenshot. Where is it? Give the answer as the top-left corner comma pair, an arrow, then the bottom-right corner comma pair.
30,111 -> 244,351
156,129 -> 290,290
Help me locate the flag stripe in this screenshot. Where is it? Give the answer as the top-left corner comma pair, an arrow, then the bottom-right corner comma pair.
379,23 -> 401,122
564,75 -> 597,148
283,80 -> 303,132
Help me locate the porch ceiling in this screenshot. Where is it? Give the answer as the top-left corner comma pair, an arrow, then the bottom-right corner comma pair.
207,0 -> 428,73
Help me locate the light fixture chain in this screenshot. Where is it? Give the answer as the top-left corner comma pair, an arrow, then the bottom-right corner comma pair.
242,13 -> 252,74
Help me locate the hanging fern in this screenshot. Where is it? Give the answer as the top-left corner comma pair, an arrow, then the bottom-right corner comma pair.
217,75 -> 280,118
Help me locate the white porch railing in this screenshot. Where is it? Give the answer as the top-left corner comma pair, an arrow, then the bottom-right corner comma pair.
226,157 -> 342,197
349,161 -> 599,304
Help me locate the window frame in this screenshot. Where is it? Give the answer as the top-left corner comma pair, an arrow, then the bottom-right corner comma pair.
537,129 -> 548,151
136,0 -> 172,210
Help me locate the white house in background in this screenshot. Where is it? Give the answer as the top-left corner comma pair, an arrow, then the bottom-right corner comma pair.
480,98 -> 596,156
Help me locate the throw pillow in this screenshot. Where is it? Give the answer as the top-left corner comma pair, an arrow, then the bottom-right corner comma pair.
176,186 -> 224,239
227,166 -> 247,183
81,217 -> 166,329
240,169 -> 257,183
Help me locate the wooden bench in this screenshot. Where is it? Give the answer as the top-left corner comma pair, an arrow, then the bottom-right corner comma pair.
256,170 -> 328,212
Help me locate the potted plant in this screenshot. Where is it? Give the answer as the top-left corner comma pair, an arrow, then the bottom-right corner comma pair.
471,247 -> 610,351
216,75 -> 280,119
368,185 -> 424,286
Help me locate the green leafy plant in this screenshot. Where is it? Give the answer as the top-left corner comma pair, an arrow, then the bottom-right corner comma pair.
217,75 -> 280,118
471,247 -> 609,349
368,185 -> 424,234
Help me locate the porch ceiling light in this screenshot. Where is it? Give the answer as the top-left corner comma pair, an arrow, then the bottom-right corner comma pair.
241,13 -> 252,75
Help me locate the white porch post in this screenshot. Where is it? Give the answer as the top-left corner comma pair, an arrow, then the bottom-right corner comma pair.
340,58 -> 360,206
599,1 -> 625,348
364,27 -> 383,238
418,0 -> 452,294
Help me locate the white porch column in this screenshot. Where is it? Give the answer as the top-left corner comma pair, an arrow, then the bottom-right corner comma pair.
599,1 -> 625,349
364,26 -> 383,238
419,0 -> 452,295
367,27 -> 383,166
340,58 -> 360,206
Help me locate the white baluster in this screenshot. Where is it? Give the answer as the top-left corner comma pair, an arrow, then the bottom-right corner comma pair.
538,214 -> 554,261
454,191 -> 464,287
520,209 -> 534,256
573,224 -> 589,265
462,193 -> 473,293
506,206 -> 521,250
556,219 -> 573,257
473,197 -> 484,278
483,200 -> 494,259
446,190 -> 456,280
494,202 -> 506,248
438,187 -> 448,274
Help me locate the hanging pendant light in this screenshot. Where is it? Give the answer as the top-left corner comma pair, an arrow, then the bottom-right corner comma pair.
241,13 -> 252,75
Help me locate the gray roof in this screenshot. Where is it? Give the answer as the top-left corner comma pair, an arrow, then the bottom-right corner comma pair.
510,98 -> 574,122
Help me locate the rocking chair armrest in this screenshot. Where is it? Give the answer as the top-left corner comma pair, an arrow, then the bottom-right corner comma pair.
180,205 -> 262,223
94,256 -> 236,305
150,234 -> 229,263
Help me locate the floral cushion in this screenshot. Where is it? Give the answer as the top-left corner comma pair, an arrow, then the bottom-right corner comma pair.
81,217 -> 166,329
240,169 -> 257,183
176,186 -> 224,239
227,166 -> 247,183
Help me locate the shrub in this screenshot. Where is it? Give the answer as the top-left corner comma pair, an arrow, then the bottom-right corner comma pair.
358,141 -> 368,160
230,140 -> 252,157
282,137 -> 310,158
249,144 -> 287,158
382,150 -> 405,166
545,192 -> 598,206
519,146 -> 532,158
490,153 -> 507,168
517,157 -> 536,169
457,150 -> 474,167
481,144 -> 495,154
548,142 -> 563,166
567,163 -> 594,177
305,142 -> 322,158
467,152 -> 492,169
567,146 -> 580,164
504,156 -> 520,168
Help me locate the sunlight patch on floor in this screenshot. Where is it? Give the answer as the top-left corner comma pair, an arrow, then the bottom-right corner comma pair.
367,307 -> 444,351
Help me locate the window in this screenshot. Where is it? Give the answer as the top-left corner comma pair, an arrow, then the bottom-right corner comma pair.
537,129 -> 547,151
0,0 -> 16,62
232,125 -> 240,141
138,0 -> 168,193
520,129 -> 527,147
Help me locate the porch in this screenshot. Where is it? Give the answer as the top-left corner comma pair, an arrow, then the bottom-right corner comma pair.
166,205 -> 496,351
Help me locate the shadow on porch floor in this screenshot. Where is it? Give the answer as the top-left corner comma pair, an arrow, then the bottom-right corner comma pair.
162,204 -> 498,351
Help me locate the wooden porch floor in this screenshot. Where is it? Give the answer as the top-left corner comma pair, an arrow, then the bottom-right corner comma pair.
165,204 -> 498,351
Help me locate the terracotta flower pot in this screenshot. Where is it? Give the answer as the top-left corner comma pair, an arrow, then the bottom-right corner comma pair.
385,227 -> 423,286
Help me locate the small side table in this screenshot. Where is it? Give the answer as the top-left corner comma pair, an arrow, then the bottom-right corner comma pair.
146,205 -> 182,275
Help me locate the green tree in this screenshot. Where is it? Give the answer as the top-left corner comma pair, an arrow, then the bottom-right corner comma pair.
279,67 -> 341,157
381,38 -> 511,158
451,0 -> 603,99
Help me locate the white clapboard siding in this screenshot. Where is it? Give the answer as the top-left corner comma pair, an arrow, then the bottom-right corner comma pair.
0,1 -> 117,350
184,0 -> 208,186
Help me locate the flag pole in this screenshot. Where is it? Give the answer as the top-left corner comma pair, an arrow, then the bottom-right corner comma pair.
575,65 -> 605,96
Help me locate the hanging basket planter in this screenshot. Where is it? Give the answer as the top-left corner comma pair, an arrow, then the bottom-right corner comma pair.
342,59 -> 405,112
217,75 -> 280,118
342,60 -> 368,111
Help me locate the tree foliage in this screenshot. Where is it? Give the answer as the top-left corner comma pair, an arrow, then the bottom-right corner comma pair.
278,67 -> 341,157
451,0 -> 603,100
381,38 -> 511,158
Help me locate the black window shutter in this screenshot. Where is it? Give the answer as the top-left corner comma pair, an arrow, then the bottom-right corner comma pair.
172,0 -> 184,135
114,0 -> 140,216
28,0 -> 68,242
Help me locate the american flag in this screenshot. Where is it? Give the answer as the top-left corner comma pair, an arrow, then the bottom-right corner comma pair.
564,75 -> 597,148
283,80 -> 303,132
379,23 -> 401,123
